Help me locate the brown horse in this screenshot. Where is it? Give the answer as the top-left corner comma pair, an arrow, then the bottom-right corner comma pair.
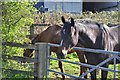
23,25 -> 87,80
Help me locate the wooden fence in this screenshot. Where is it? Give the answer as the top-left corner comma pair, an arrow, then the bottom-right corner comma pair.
2,23 -> 50,80
2,42 -> 120,80
2,42 -> 47,80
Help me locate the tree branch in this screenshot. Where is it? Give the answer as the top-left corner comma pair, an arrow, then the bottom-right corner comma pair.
8,16 -> 23,32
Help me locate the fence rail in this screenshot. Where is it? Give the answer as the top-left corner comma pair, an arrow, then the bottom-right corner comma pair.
2,42 -> 38,79
48,57 -> 120,73
48,43 -> 120,54
2,42 -> 36,49
47,43 -> 120,79
31,24 -> 50,27
2,68 -> 36,76
2,54 -> 37,63
2,42 -> 120,80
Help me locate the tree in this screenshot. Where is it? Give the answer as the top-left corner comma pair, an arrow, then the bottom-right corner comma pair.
2,2 -> 36,43
1,2 -> 36,78
2,2 -> 36,55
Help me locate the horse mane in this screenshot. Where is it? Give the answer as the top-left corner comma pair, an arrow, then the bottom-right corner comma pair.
74,18 -> 112,50
74,19 -> 106,34
110,24 -> 120,30
31,34 -> 40,44
75,18 -> 98,25
107,24 -> 120,27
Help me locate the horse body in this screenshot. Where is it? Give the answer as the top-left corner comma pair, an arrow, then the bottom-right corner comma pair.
33,25 -> 62,53
59,16 -> 120,80
23,25 -> 87,79
75,20 -> 113,79
23,25 -> 61,57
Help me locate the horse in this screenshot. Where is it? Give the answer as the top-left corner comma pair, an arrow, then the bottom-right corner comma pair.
23,25 -> 87,80
58,16 -> 120,80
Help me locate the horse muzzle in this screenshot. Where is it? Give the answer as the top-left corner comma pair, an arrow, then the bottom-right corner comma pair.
61,47 -> 70,59
61,49 -> 68,58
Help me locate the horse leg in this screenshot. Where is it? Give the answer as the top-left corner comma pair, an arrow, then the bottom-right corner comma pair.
90,69 -> 97,80
56,47 -> 65,80
81,66 -> 87,79
76,51 -> 87,79
58,61 -> 65,80
101,64 -> 109,80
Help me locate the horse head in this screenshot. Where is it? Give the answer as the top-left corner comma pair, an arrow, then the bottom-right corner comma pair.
58,16 -> 79,59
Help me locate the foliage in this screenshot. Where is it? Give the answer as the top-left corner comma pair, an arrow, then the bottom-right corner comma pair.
40,11 -> 119,25
1,2 -> 36,78
33,11 -> 119,35
2,2 -> 36,43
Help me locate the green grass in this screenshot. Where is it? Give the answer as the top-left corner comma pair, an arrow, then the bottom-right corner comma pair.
48,52 -> 80,78
2,59 -> 34,79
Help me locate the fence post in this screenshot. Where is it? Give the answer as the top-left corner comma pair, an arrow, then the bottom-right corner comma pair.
34,43 -> 49,80
113,54 -> 117,79
30,24 -> 34,39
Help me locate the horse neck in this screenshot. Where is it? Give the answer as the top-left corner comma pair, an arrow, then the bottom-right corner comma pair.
75,22 -> 117,51
77,24 -> 98,42
110,25 -> 120,33
31,34 -> 42,44
109,26 -> 120,44
31,26 -> 61,45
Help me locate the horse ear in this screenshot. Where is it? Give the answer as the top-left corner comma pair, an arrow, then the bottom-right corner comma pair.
61,16 -> 65,24
71,17 -> 74,27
